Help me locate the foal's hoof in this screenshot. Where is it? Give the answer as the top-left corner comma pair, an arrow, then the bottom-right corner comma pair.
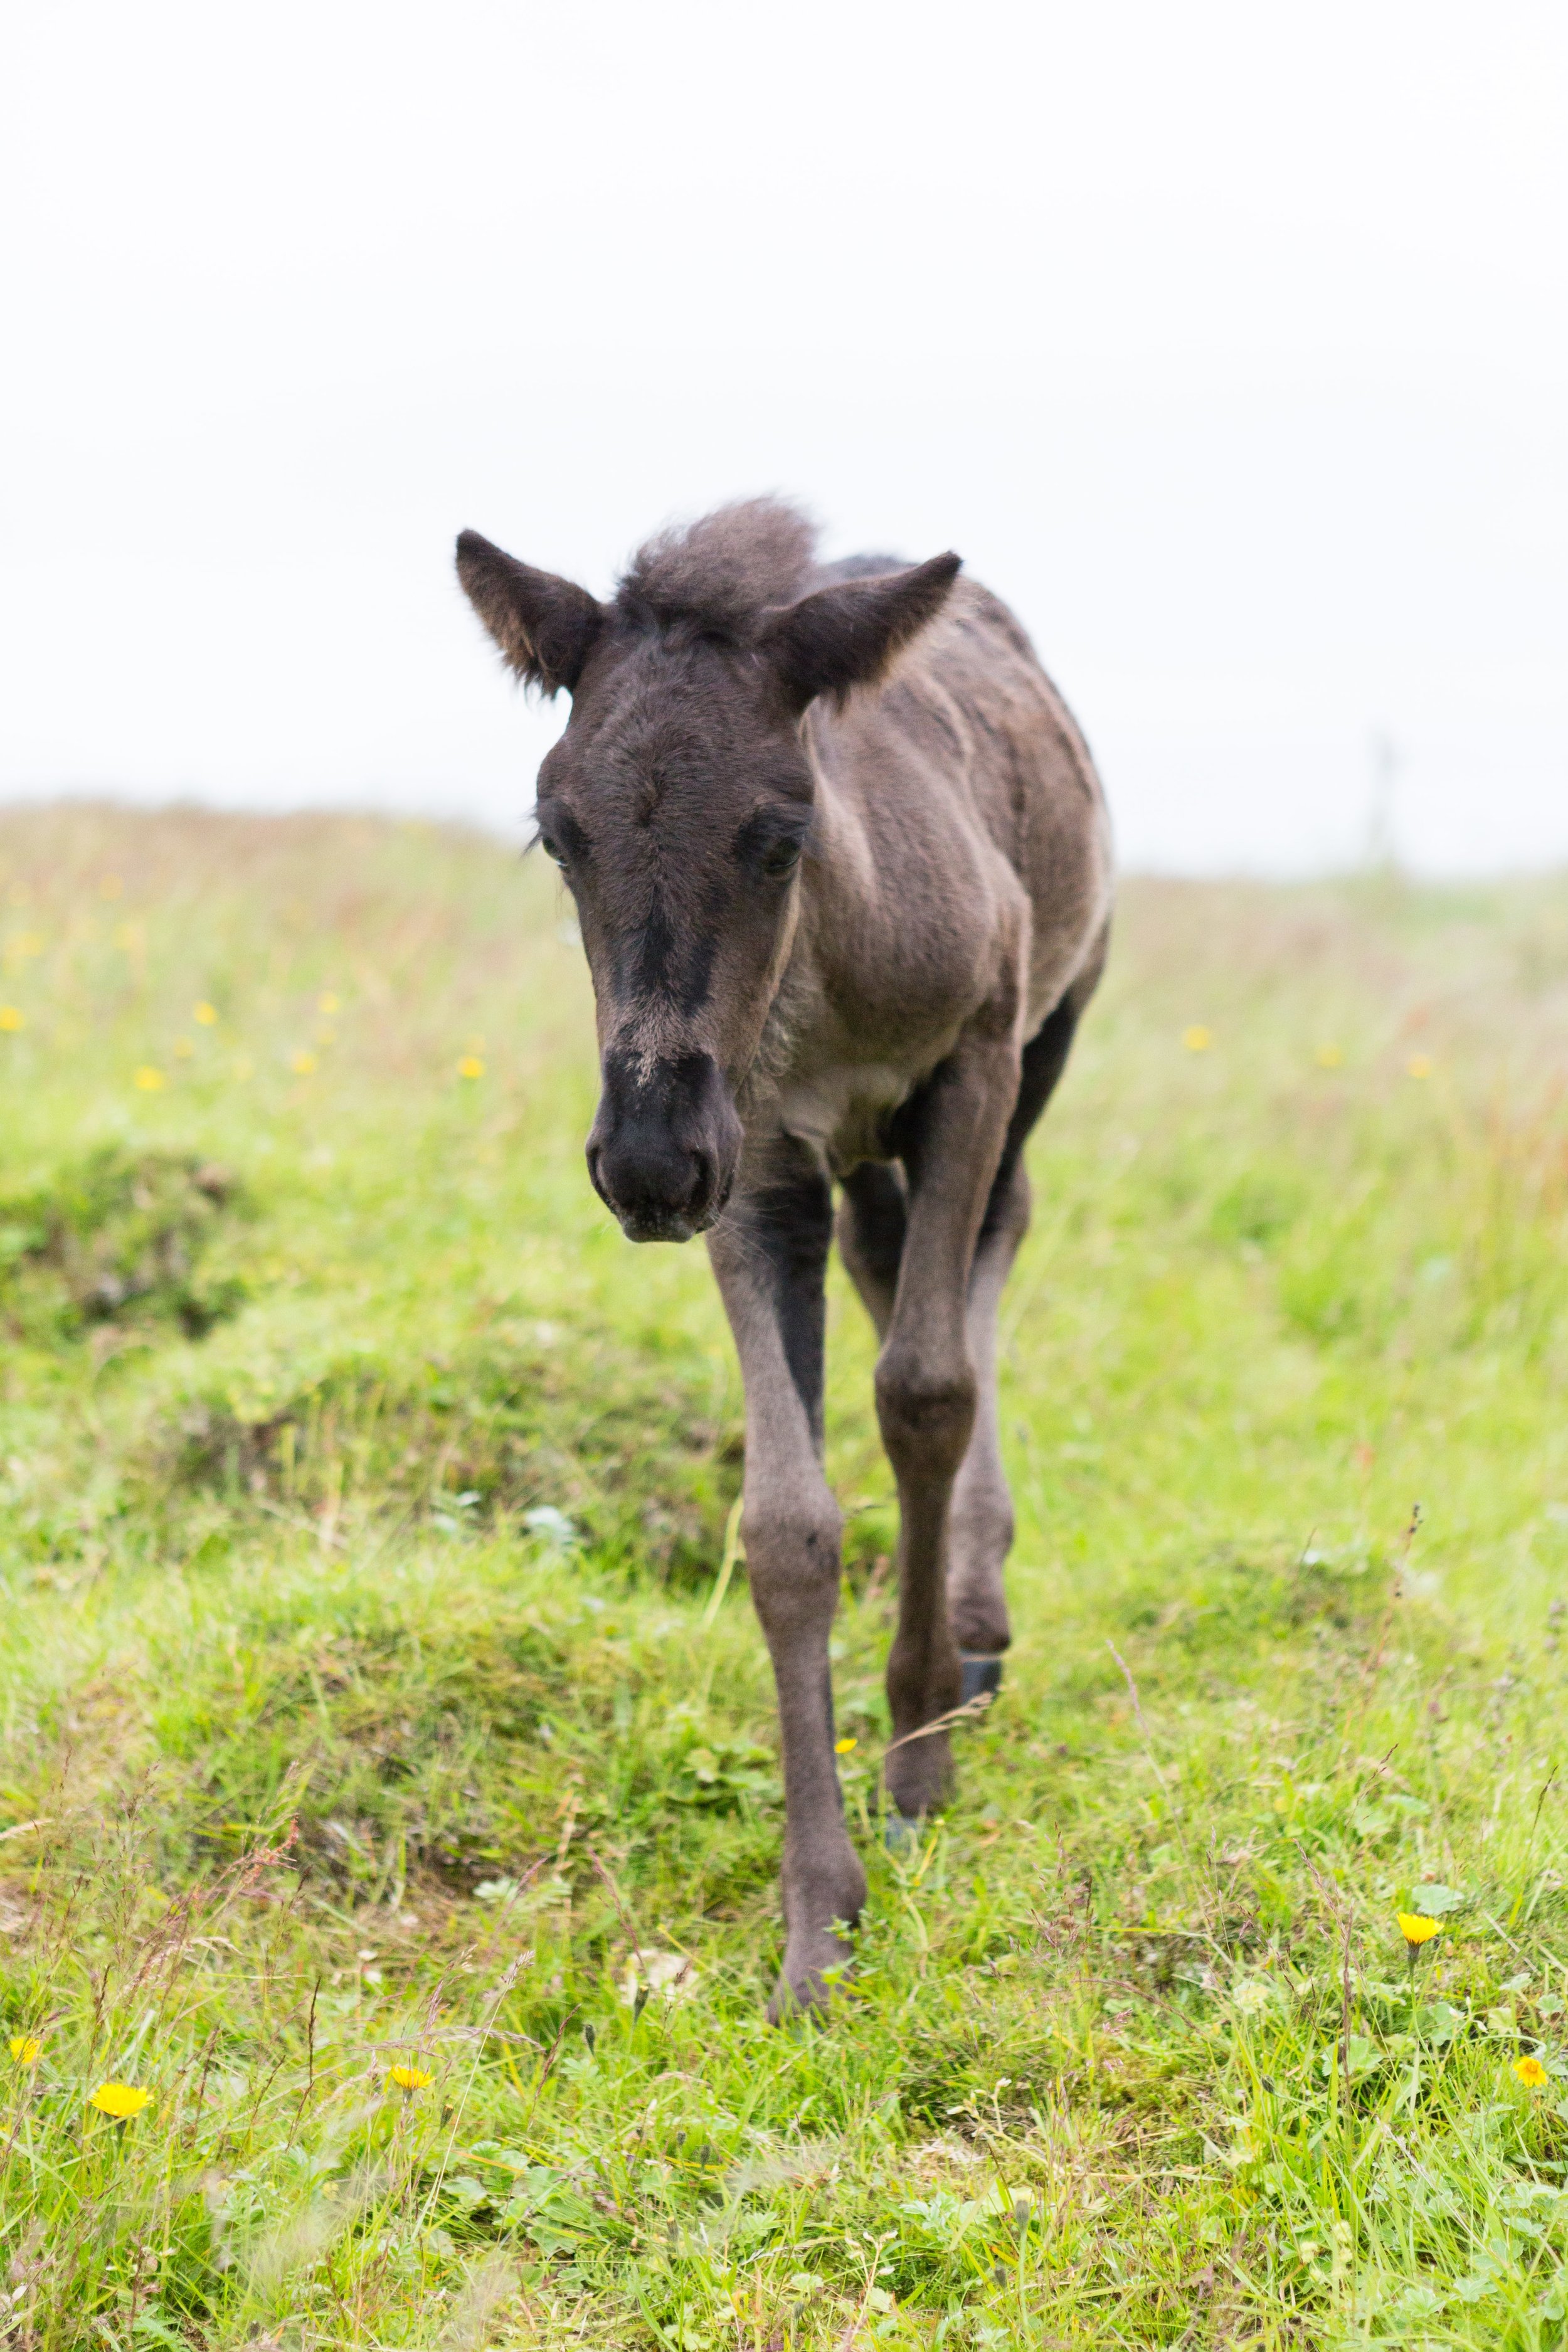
960,1653 -> 1005,1706
884,1812 -> 925,1856
766,1942 -> 852,2026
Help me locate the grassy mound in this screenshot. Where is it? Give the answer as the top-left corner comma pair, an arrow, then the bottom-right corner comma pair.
0,1144 -> 247,1342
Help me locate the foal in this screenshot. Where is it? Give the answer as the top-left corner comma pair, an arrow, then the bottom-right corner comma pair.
457,501 -> 1113,2017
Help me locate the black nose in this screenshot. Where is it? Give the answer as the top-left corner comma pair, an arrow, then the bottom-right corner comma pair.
586,1049 -> 742,1243
586,1131 -> 721,1238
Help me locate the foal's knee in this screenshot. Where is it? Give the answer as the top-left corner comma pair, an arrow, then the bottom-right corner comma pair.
874,1341 -> 977,1483
743,1491 -> 844,1629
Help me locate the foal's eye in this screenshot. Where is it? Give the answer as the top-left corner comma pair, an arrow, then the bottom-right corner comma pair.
538,833 -> 566,866
760,835 -> 803,879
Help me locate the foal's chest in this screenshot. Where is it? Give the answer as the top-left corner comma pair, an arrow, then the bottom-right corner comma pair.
774,1059 -> 930,1178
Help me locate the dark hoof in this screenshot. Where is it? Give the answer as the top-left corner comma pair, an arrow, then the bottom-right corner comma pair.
766,1946 -> 852,2025
960,1653 -> 1005,1705
766,1972 -> 833,2026
884,1813 -> 924,1856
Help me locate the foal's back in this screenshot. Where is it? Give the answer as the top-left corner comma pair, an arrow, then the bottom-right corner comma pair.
807,563 -> 1114,1047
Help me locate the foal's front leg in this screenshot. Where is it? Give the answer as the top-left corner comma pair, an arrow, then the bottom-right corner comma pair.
876,1028 -> 1020,1825
708,1148 -> 867,2020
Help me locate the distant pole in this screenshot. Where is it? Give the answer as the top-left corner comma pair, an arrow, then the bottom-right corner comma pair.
1366,728 -> 1401,871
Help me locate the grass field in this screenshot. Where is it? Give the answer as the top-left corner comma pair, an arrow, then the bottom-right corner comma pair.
3,803 -> 1568,2350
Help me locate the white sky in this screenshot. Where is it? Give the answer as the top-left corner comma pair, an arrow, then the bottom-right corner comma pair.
3,0 -> 1565,873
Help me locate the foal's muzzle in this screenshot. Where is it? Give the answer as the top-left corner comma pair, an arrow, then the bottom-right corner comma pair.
586,1049 -> 743,1243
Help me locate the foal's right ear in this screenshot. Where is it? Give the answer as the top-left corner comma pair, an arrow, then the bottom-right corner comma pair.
455,531 -> 605,697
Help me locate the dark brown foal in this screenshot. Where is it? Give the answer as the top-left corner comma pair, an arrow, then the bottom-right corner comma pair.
456,499 -> 1112,2017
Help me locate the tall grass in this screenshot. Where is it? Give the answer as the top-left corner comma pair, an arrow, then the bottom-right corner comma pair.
2,807 -> 1567,2348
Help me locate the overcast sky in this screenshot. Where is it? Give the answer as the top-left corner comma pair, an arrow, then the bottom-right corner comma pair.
3,0 -> 1564,872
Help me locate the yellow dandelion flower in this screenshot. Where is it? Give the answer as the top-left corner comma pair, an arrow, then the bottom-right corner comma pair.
457,1055 -> 485,1080
1182,1025 -> 1213,1052
89,2082 -> 151,2119
388,2064 -> 432,2092
1397,1912 -> 1441,1947
0,1006 -> 24,1032
291,1050 -> 317,1076
8,2035 -> 41,2064
834,1736 -> 858,1756
172,1037 -> 194,1060
1407,1055 -> 1433,1080
133,1066 -> 166,1091
1515,2054 -> 1549,2089
193,1001 -> 218,1025
318,992 -> 341,1014
1314,1042 -> 1343,1068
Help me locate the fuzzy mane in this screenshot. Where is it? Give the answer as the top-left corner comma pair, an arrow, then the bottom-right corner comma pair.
616,498 -> 818,640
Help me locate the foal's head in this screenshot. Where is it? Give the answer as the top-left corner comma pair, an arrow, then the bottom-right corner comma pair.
457,501 -> 959,1242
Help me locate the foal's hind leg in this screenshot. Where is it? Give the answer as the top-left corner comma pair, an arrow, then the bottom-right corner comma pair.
837,1162 -> 905,1340
945,1157 -> 1029,1692
946,995 -> 1081,1695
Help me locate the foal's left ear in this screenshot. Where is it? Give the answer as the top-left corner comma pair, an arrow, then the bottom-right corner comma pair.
758,551 -> 962,712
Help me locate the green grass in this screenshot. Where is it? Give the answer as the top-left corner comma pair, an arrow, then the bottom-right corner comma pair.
3,804 -> 1568,2349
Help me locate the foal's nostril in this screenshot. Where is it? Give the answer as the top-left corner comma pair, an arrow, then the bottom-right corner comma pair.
684,1148 -> 718,1218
